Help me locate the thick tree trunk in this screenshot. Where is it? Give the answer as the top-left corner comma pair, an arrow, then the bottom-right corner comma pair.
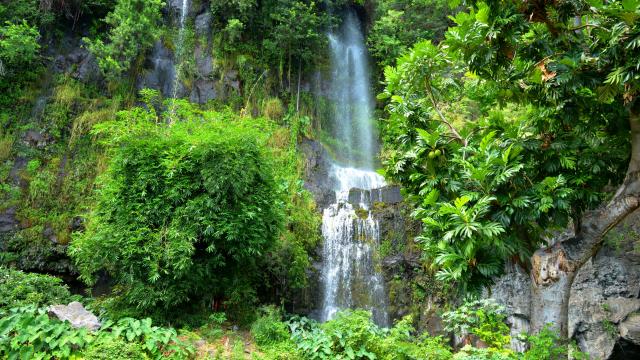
530,111 -> 640,337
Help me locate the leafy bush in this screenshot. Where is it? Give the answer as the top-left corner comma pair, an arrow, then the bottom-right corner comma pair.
0,306 -> 193,359
85,0 -> 163,80
288,311 -> 452,360
99,317 -> 193,359
0,306 -> 91,359
0,267 -> 77,311
521,325 -> 588,360
0,20 -> 40,77
71,104 -> 284,321
82,337 -> 148,360
379,0 -> 632,292
251,306 -> 290,346
442,299 -> 511,349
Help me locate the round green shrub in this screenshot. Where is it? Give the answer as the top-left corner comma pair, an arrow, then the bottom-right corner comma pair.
251,306 -> 290,346
0,267 -> 77,311
82,337 -> 148,360
71,114 -> 284,320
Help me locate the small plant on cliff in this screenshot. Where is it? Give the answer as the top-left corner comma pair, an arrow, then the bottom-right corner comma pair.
442,299 -> 511,349
521,325 -> 588,360
85,0 -> 164,81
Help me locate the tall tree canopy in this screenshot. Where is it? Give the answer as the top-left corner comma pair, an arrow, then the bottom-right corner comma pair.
380,0 -> 640,334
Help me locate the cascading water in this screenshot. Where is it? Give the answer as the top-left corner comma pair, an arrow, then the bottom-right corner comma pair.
171,0 -> 189,100
319,12 -> 389,327
327,12 -> 375,169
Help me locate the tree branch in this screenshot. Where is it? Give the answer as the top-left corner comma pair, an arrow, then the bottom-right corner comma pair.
424,77 -> 467,146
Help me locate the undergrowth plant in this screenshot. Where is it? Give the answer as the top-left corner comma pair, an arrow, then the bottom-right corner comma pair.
0,306 -> 194,359
442,299 -> 511,349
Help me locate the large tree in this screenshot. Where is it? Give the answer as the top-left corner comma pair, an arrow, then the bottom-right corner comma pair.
380,0 -> 640,336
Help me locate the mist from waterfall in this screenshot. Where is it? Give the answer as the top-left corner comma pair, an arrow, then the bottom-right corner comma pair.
319,11 -> 389,327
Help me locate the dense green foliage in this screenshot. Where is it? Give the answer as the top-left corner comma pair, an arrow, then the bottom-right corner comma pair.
248,304 -> 585,360
367,0 -> 452,68
71,100 -> 284,320
0,21 -> 40,77
0,306 -> 193,359
2,0 -> 636,357
211,0 -> 332,75
85,0 -> 164,80
0,267 -> 77,311
379,0 -> 638,291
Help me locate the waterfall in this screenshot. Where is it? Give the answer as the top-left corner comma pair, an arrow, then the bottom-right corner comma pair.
171,0 -> 189,100
319,12 -> 389,327
327,12 -> 376,169
179,0 -> 189,27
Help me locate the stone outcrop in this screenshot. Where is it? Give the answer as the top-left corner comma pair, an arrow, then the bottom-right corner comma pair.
487,263 -> 531,352
300,139 -> 337,210
490,208 -> 640,359
347,186 -> 402,208
48,302 -> 101,331
138,41 -> 178,98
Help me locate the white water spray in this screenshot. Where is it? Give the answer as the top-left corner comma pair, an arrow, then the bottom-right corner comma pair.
319,12 -> 389,327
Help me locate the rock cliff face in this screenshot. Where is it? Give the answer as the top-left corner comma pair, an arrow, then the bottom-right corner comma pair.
491,209 -> 640,359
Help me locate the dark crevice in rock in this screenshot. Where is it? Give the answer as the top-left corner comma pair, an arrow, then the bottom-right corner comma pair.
609,338 -> 640,360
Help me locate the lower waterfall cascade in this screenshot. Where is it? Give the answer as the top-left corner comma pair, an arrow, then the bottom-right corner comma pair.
320,165 -> 390,326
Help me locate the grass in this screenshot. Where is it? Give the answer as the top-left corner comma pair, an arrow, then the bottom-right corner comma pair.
0,132 -> 14,162
262,97 -> 285,121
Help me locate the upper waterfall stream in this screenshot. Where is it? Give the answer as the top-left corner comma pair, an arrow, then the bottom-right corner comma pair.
319,11 -> 389,327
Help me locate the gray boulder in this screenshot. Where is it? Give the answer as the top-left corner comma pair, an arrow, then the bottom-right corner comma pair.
190,79 -> 217,104
195,11 -> 212,37
489,208 -> 640,359
489,263 -> 531,352
49,302 -> 101,331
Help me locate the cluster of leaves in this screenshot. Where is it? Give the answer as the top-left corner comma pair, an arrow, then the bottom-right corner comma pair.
84,0 -> 164,80
0,21 -> 40,78
379,0 -> 637,291
367,0 -> 454,69
520,325 -> 588,360
442,299 -> 511,349
250,305 -> 585,360
251,306 -> 294,347
0,267 -> 78,311
0,306 -> 193,359
273,311 -> 451,360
